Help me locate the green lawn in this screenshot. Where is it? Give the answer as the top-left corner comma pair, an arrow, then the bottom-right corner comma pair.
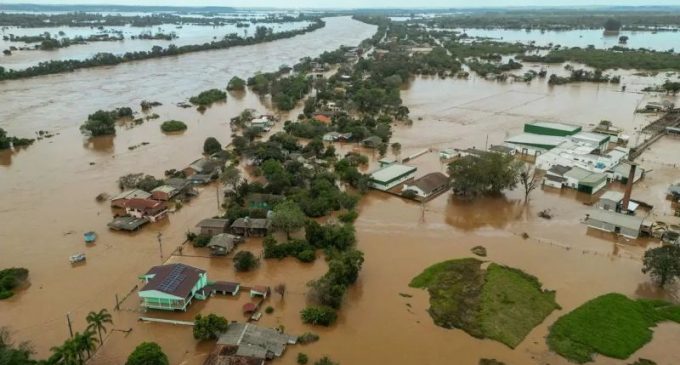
410,258 -> 558,348
548,293 -> 680,363
479,264 -> 560,348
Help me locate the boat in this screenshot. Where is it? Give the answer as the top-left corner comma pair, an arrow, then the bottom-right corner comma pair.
84,231 -> 97,244
69,253 -> 86,264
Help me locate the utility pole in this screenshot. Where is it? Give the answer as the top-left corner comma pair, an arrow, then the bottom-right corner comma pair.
157,232 -> 163,264
485,134 -> 489,151
66,312 -> 74,339
216,183 -> 221,214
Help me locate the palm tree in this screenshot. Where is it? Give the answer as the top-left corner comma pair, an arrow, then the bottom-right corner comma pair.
86,309 -> 113,345
73,330 -> 98,359
50,339 -> 80,365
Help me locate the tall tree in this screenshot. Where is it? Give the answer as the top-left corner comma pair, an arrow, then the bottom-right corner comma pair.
86,309 -> 113,345
642,245 -> 680,287
193,314 -> 228,341
448,152 -> 521,197
203,137 -> 222,155
220,165 -> 241,193
73,331 -> 98,360
271,200 -> 306,239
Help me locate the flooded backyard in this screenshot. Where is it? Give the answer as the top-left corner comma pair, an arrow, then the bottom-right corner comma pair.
1,14 -> 680,365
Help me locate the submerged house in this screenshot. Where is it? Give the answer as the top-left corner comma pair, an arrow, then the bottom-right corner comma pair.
124,198 -> 168,222
207,233 -> 244,256
111,189 -> 152,208
231,217 -> 271,237
151,185 -> 178,201
369,163 -> 417,191
401,172 -> 450,199
138,263 -> 208,311
205,323 -> 297,364
584,209 -> 646,239
196,218 -> 231,237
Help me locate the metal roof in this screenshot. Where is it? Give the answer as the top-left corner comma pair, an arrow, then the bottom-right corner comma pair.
141,263 -> 205,298
564,166 -> 592,180
527,121 -> 581,132
505,133 -> 566,147
369,163 -> 417,183
586,209 -> 644,231
600,191 -> 624,202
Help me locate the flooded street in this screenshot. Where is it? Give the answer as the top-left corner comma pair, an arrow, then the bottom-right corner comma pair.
2,14 -> 680,365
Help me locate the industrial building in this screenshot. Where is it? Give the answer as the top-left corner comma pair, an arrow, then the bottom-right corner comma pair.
369,162 -> 417,191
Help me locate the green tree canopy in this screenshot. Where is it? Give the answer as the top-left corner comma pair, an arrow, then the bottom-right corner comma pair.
448,152 -> 521,197
233,251 -> 258,272
642,245 -> 680,287
227,76 -> 246,91
271,200 -> 306,238
203,137 -> 222,155
193,314 -> 228,341
125,342 -> 169,365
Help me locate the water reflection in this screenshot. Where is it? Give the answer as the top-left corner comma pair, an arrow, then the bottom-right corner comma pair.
0,149 -> 13,166
444,194 -> 524,231
82,135 -> 115,153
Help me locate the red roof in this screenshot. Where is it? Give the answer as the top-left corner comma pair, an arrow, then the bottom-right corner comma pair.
242,302 -> 257,313
124,198 -> 165,210
313,114 -> 331,124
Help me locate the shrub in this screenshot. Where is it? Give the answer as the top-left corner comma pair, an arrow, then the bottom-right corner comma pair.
297,332 -> 320,344
160,120 -> 187,133
338,210 -> 358,223
297,353 -> 309,365
265,306 -> 274,314
233,251 -> 258,272
125,342 -> 169,365
193,234 -> 210,248
300,306 -> 337,326
227,76 -> 246,91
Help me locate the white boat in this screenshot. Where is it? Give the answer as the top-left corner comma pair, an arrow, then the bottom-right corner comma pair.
69,253 -> 86,264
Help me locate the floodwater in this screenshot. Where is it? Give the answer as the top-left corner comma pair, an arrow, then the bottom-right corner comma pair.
0,21 -> 313,69
456,28 -> 680,52
2,15 -> 680,365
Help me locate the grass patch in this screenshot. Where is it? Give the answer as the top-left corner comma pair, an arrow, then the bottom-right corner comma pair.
410,258 -> 558,348
548,293 -> 680,363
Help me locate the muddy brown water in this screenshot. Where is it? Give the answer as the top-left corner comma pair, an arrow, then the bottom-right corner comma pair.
2,18 -> 680,364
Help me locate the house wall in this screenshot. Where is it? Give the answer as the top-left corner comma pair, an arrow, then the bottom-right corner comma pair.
597,199 -> 619,211
542,178 -> 564,189
587,219 -> 640,238
370,173 -> 414,191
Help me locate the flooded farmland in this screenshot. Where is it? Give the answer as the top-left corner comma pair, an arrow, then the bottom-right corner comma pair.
2,12 -> 680,365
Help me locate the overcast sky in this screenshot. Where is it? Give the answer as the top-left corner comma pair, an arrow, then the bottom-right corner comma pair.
5,0 -> 680,8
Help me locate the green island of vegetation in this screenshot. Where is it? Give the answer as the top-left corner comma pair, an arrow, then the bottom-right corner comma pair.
189,89 -> 227,106
547,293 -> 680,364
0,267 -> 29,299
79,107 -> 133,137
0,128 -> 34,150
409,258 -> 559,348
160,120 -> 187,133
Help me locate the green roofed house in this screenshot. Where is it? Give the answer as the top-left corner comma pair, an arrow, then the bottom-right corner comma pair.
524,121 -> 582,137
138,263 -> 208,311
369,163 -> 417,191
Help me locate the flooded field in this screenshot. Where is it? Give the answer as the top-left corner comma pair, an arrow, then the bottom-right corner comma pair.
455,28 -> 680,51
2,14 -> 680,365
0,21 -> 313,69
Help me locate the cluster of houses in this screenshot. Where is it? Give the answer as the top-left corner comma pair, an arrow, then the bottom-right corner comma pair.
504,121 -> 644,195
367,158 -> 450,201
108,153 -> 231,231
195,216 -> 271,256
205,323 -> 297,365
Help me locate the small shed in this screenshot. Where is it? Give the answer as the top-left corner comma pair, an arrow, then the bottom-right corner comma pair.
204,281 -> 240,296
250,286 -> 270,298
195,218 -> 231,236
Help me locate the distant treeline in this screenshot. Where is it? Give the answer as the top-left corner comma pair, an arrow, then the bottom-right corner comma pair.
421,10 -> 680,31
0,3 -> 237,13
0,11 -> 318,28
0,20 -> 325,81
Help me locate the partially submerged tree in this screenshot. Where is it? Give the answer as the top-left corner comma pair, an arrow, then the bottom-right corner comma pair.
193,314 -> 228,341
227,76 -> 246,91
86,308 -> 113,345
203,137 -> 222,155
125,342 -> 169,365
519,164 -> 539,202
448,152 -> 521,197
233,251 -> 258,272
642,245 -> 680,287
